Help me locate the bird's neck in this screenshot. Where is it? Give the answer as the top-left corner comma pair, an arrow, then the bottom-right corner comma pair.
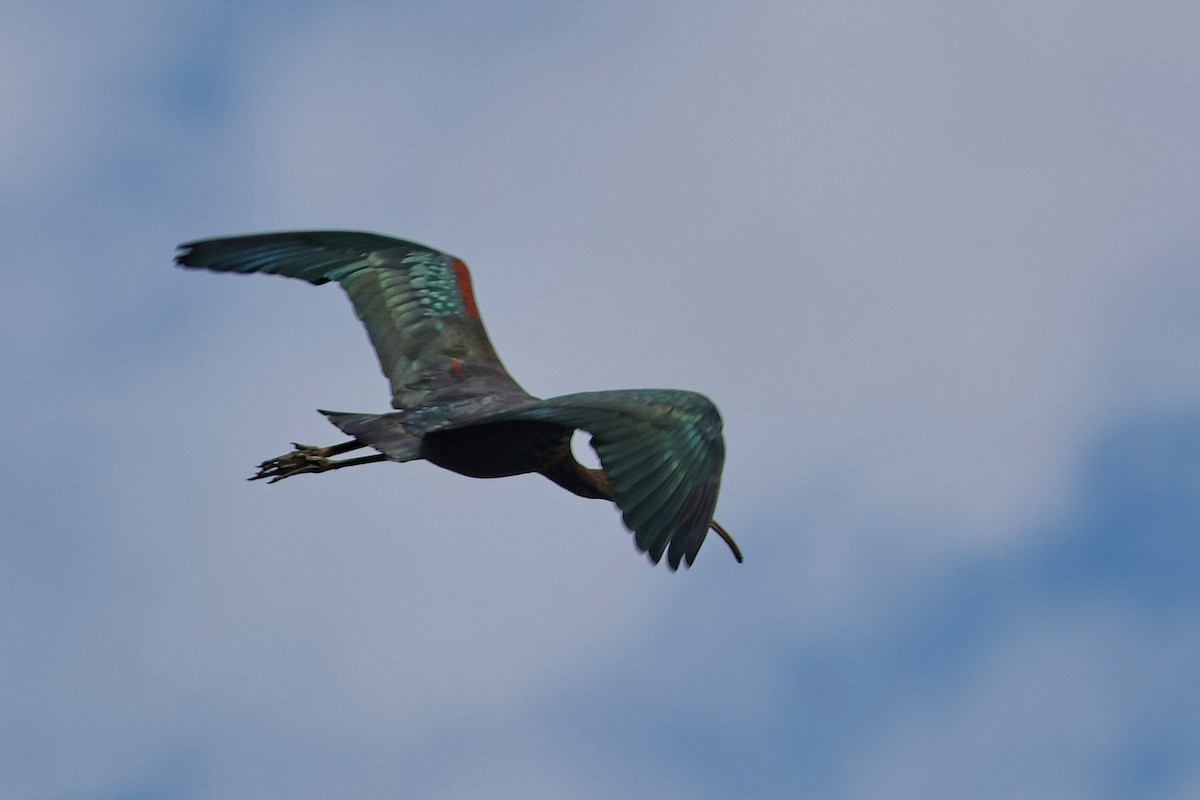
541,454 -> 613,501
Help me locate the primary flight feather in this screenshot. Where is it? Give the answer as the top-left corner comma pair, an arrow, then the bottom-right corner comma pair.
175,230 -> 741,569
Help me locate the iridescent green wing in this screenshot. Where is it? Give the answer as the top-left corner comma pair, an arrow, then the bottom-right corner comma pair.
176,230 -> 528,409
510,389 -> 726,570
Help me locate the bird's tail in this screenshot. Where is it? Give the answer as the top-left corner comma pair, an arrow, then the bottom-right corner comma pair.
320,410 -> 423,462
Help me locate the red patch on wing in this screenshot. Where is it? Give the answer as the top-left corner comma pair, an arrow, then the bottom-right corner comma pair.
450,358 -> 465,375
451,259 -> 482,321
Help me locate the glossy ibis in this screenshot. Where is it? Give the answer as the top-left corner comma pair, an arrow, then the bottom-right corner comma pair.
175,231 -> 741,569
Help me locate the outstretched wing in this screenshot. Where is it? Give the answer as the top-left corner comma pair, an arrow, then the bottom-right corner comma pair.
175,230 -> 529,410
509,389 -> 726,570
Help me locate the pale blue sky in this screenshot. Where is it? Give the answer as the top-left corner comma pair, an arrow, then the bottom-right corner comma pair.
2,2 -> 1199,798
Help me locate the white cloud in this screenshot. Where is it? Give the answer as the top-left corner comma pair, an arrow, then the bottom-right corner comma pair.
3,2 -> 1200,798
224,0 -> 1200,556
0,3 -> 179,193
836,605 -> 1200,800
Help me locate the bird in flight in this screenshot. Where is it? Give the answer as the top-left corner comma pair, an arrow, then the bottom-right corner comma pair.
175,231 -> 741,569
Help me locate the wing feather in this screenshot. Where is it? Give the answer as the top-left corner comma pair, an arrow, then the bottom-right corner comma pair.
175,230 -> 530,410
505,389 -> 726,569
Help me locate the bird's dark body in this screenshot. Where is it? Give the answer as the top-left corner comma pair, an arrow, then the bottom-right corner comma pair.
419,419 -> 569,480
174,229 -> 740,569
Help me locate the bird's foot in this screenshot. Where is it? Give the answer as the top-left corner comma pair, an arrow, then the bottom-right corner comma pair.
250,443 -> 335,483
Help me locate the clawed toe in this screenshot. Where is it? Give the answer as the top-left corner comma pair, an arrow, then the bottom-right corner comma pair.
249,444 -> 332,483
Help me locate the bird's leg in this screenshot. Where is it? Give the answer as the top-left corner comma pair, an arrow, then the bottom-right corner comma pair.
709,519 -> 744,563
250,440 -> 387,483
